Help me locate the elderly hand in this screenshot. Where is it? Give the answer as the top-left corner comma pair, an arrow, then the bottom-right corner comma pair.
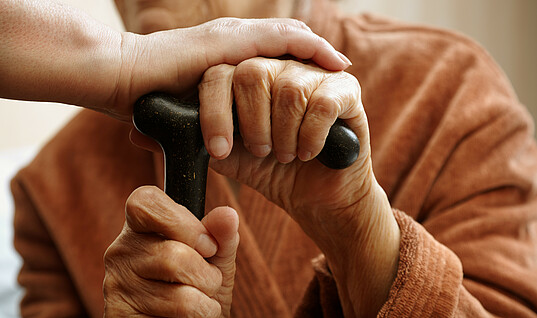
103,186 -> 239,318
197,58 -> 400,317
199,58 -> 368,222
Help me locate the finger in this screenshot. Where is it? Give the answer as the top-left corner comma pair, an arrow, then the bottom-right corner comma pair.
206,18 -> 351,71
339,100 -> 370,165
106,273 -> 221,318
202,207 -> 240,315
250,20 -> 352,71
232,58 -> 280,157
297,72 -> 360,161
199,64 -> 235,159
202,207 -> 239,261
125,186 -> 217,258
329,75 -> 370,164
271,62 -> 319,163
131,236 -> 223,297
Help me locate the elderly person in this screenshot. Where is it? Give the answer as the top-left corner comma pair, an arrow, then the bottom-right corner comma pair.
11,0 -> 537,317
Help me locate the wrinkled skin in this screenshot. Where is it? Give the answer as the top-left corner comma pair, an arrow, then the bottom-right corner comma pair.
198,59 -> 400,318
107,57 -> 399,317
199,59 -> 369,216
104,187 -> 239,317
104,1 -> 399,317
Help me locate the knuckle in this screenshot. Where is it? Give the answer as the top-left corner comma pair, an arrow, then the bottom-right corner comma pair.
274,22 -> 295,37
274,81 -> 308,116
196,265 -> 223,296
344,71 -> 360,87
158,258 -> 178,280
103,246 -> 118,266
158,243 -> 189,277
322,72 -> 363,117
292,19 -> 309,30
337,72 -> 362,98
274,78 -> 306,101
171,286 -> 219,318
172,242 -> 191,259
207,17 -> 241,32
233,59 -> 268,86
103,231 -> 131,265
309,96 -> 340,120
129,185 -> 159,203
125,186 -> 158,218
283,18 -> 311,31
202,64 -> 234,84
222,17 -> 242,28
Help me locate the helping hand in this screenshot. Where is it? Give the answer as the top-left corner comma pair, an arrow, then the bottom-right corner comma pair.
108,18 -> 351,121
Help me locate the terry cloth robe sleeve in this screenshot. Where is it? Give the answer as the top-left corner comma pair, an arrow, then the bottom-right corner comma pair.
11,176 -> 88,317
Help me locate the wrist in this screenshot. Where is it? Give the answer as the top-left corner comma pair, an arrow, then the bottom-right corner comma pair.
337,189 -> 400,317
79,27 -> 125,117
0,1 -> 124,112
104,31 -> 139,120
304,179 -> 400,317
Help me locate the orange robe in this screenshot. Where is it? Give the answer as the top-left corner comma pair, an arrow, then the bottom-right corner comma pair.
11,0 -> 537,316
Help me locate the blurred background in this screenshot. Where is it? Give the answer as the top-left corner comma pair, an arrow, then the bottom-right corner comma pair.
0,0 -> 536,316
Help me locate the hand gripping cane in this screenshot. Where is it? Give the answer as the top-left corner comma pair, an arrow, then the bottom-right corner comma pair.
133,93 -> 360,220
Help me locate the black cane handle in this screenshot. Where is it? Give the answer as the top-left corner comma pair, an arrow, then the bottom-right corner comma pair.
133,93 -> 360,220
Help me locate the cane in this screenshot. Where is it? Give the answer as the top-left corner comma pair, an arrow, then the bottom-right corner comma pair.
133,93 -> 360,220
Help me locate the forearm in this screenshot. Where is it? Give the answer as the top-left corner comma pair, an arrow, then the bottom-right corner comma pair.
0,0 -> 122,110
297,175 -> 400,317
335,187 -> 400,318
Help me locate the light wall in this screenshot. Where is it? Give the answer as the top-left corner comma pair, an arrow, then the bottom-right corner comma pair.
1,0 -> 536,150
344,0 -> 537,124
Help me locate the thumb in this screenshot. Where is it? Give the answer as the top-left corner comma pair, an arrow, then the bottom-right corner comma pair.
202,206 -> 239,264
202,207 -> 239,316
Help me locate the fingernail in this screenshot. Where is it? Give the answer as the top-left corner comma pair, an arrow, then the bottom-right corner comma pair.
298,149 -> 312,162
337,51 -> 352,66
250,144 -> 271,157
277,153 -> 296,164
196,234 -> 218,258
209,137 -> 229,158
